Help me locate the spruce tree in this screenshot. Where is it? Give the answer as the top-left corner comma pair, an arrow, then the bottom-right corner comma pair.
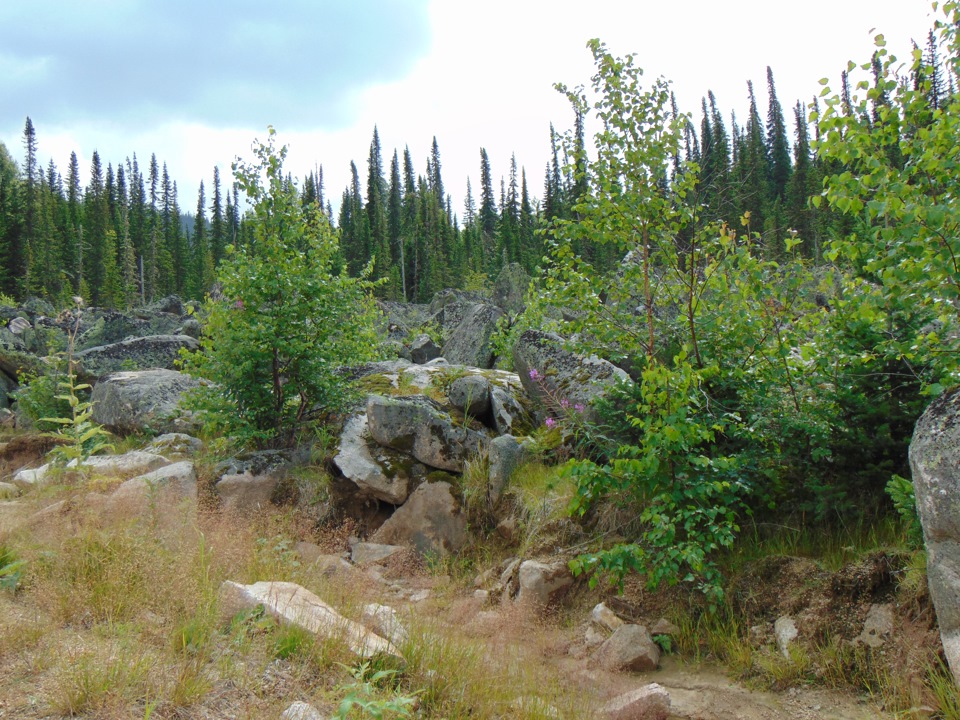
765,67 -> 792,203
210,166 -> 226,267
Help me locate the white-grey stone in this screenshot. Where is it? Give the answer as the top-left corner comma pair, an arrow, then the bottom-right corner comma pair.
144,433 -> 204,458
910,388 -> 960,684
592,602 -> 624,632
216,472 -> 279,513
108,460 -> 197,511
280,701 -> 326,720
372,481 -> 467,556
774,616 -> 799,658
857,603 -> 894,648
0,481 -> 19,498
219,580 -> 401,661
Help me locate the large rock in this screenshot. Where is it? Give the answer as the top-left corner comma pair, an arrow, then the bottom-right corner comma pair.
333,412 -> 418,504
219,580 -> 401,661
439,303 -> 504,369
487,435 -> 529,509
216,472 -> 281,513
492,262 -> 531,315
910,388 -> 960,684
517,560 -> 574,607
490,385 -> 530,435
513,330 -> 630,422
448,375 -> 492,418
593,624 -> 660,672
91,369 -> 202,435
410,335 -> 442,365
75,334 -> 199,381
372,480 -> 467,555
366,394 -> 486,473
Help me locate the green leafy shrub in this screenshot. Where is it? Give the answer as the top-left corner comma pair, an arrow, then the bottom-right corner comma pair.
181,129 -> 382,448
886,475 -> 924,548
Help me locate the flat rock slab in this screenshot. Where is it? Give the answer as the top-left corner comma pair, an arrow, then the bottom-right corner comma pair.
75,334 -> 199,382
219,580 -> 402,662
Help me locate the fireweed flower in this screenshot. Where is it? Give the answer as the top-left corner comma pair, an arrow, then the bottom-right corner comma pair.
545,417 -> 556,428
529,368 -> 540,381
560,398 -> 570,409
574,403 -> 585,413
234,299 -> 244,310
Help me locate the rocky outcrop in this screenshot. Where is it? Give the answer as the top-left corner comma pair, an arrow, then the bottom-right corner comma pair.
513,330 -> 630,422
910,388 -> 960,684
106,461 -> 197,515
372,480 -> 467,555
219,580 -> 402,661
91,369 -> 202,435
75,334 -> 199,381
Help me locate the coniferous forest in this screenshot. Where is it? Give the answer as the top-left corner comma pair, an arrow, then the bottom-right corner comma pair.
6,37 -> 945,308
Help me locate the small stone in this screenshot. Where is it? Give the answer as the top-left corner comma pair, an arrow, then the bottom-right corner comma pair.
362,603 -> 409,645
585,625 -> 606,648
650,618 -> 679,637
0,481 -> 19,499
281,701 -> 325,720
409,589 -> 431,603
592,602 -> 624,632
473,589 -> 491,603
857,603 -> 894,648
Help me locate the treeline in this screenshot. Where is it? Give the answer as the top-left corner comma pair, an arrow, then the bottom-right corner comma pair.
0,29 -> 950,308
0,123 -> 244,307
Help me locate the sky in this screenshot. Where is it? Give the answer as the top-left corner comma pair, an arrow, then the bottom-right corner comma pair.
0,0 -> 940,219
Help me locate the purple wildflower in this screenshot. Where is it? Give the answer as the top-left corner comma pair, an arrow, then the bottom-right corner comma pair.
234,299 -> 245,310
529,368 -> 540,381
560,398 -> 570,409
545,417 -> 556,428
574,403 -> 585,413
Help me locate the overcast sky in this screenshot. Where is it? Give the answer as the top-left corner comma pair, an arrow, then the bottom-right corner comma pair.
0,1 -> 939,218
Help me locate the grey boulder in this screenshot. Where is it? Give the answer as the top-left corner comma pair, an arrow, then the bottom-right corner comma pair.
910,388 -> 960,684
91,369 -> 202,435
366,394 -> 486,473
372,480 -> 467,555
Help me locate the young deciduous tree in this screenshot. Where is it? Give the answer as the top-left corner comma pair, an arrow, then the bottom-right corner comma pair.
182,129 -> 382,447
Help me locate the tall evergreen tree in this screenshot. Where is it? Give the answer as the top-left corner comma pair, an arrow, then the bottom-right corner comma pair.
210,166 -> 226,266
766,67 -> 792,202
